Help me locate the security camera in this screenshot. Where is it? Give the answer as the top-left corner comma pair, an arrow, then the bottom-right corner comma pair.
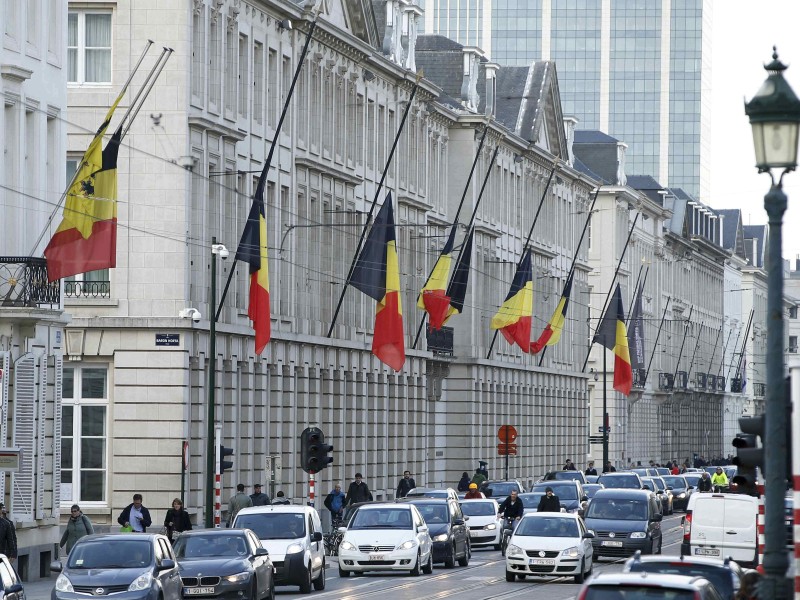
212,243 -> 230,259
179,308 -> 202,322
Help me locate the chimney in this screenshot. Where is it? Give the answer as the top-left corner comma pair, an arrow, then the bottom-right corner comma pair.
460,47 -> 484,112
402,3 -> 423,72
484,62 -> 499,118
563,116 -> 578,166
615,141 -> 628,186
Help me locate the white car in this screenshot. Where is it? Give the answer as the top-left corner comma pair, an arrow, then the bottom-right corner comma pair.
338,503 -> 433,577
505,512 -> 594,583
460,499 -> 502,550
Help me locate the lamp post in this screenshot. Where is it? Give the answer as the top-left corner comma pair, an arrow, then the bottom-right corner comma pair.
744,47 -> 800,599
205,238 -> 229,528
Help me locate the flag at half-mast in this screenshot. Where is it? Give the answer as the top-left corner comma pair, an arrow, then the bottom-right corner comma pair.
530,269 -> 574,354
234,171 -> 270,354
593,283 -> 633,395
350,194 -> 405,371
44,92 -> 127,281
443,226 -> 474,326
627,281 -> 646,372
490,249 -> 534,352
417,224 -> 457,330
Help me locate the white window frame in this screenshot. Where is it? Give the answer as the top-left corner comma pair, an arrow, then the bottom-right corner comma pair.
68,9 -> 112,85
61,365 -> 110,507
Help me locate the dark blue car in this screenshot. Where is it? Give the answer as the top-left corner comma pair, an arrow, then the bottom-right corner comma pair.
403,499 -> 470,568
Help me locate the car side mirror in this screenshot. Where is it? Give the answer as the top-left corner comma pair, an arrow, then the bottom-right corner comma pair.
687,486 -> 694,490
337,526 -> 347,533
666,486 -> 673,491
453,518 -> 465,526
583,531 -> 595,539
653,513 -> 663,522
463,515 -> 469,521
6,584 -> 22,594
158,558 -> 176,570
255,547 -> 268,556
581,495 -> 588,502
418,525 -> 428,533
312,531 -> 323,542
50,561 -> 63,573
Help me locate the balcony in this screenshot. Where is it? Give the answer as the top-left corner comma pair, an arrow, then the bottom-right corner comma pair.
696,372 -> 707,390
426,325 -> 453,357
659,372 -> 674,391
731,377 -> 743,393
716,376 -> 726,391
64,279 -> 111,299
753,382 -> 766,397
0,257 -> 60,308
675,371 -> 688,390
632,368 -> 647,388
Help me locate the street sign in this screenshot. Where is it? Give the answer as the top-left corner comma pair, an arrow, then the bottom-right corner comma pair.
588,436 -> 604,444
497,443 -> 517,456
597,426 -> 611,433
498,425 -> 518,444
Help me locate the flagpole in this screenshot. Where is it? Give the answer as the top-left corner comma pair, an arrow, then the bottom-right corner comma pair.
327,75 -> 421,337
728,309 -> 754,389
411,133 -> 494,350
216,16 -> 320,320
602,347 -> 609,470
706,325 -> 723,382
581,212 -> 640,371
715,329 -> 733,382
670,305 -> 694,387
686,322 -> 703,384
644,296 -> 671,385
486,157 -> 560,359
31,40 -> 156,256
120,47 -> 174,139
626,266 -> 646,325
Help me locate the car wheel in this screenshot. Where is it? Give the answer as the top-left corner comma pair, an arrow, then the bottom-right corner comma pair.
313,561 -> 326,591
505,569 -> 515,582
444,544 -> 456,568
338,565 -> 350,578
574,559 -> 586,584
299,563 -> 312,594
458,542 -> 469,567
410,552 -> 421,576
517,573 -> 526,580
422,552 -> 433,574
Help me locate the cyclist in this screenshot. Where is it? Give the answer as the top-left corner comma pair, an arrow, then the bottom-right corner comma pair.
697,471 -> 712,492
710,467 -> 729,492
324,484 -> 346,526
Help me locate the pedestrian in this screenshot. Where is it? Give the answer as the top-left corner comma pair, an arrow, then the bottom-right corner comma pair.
324,484 -> 346,524
563,459 -> 576,471
457,472 -> 471,492
470,468 -> 487,489
227,483 -> 253,525
396,470 -> 416,499
250,484 -> 271,506
272,491 -> 290,505
464,483 -> 484,499
163,498 -> 192,543
345,473 -> 373,506
585,461 -> 597,476
60,504 -> 93,555
0,506 -> 16,562
537,487 -> 562,513
118,493 -> 152,532
602,461 -> 616,473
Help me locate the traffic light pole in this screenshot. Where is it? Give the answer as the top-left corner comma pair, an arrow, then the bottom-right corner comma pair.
602,348 -> 609,470
205,239 -> 219,529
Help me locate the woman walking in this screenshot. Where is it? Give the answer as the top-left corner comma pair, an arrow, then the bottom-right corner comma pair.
164,498 -> 192,543
60,504 -> 94,554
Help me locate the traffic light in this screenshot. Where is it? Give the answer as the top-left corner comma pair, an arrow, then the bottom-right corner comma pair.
300,427 -> 334,474
220,444 -> 234,475
732,416 -> 764,496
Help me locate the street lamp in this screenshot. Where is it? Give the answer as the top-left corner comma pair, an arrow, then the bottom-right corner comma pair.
744,47 -> 800,599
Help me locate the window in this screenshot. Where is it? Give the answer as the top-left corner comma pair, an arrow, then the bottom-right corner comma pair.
61,366 -> 109,504
68,10 -> 112,84
253,42 -> 264,125
238,34 -> 248,118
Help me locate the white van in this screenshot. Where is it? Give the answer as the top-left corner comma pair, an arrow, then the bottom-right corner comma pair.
233,504 -> 326,593
680,493 -> 758,566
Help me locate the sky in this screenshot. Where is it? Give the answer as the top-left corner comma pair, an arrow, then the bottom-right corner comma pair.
710,0 -> 800,263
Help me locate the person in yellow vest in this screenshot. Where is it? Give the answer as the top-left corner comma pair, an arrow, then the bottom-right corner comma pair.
710,467 -> 729,491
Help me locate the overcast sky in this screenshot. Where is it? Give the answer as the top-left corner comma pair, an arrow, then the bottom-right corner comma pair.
710,0 -> 800,263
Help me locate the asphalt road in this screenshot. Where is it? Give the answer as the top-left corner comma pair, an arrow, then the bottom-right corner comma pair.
275,513 -> 686,599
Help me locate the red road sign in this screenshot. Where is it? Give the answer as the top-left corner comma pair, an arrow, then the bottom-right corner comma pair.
497,443 -> 517,456
498,425 -> 518,444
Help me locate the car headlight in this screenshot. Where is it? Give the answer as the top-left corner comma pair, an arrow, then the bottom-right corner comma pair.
339,540 -> 356,551
128,572 -> 153,592
506,544 -> 524,557
630,532 -> 647,539
432,533 -> 449,542
55,574 -> 74,593
562,546 -> 580,558
397,540 -> 417,550
224,572 -> 251,584
484,523 -> 497,531
677,493 -> 686,498
285,543 -> 304,554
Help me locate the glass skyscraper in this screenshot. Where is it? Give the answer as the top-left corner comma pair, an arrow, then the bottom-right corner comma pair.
418,0 -> 711,199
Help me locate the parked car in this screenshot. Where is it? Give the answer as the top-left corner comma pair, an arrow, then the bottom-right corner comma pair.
404,487 -> 459,501
337,503 -> 433,577
623,550 -> 744,599
542,470 -> 588,485
51,533 -> 182,600
641,477 -> 674,515
479,480 -> 525,499
404,498 -> 470,567
505,512 -> 594,584
232,504 -> 326,593
530,480 -> 587,513
576,572 -> 724,600
597,471 -> 644,490
662,475 -> 693,511
680,492 -> 758,567
459,498 -> 502,550
583,488 -> 663,558
174,529 -> 276,599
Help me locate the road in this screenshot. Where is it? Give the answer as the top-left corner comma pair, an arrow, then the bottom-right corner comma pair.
275,513 -> 685,599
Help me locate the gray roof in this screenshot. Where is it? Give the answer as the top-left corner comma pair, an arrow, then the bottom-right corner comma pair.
743,225 -> 767,268
574,130 -> 620,144
495,66 -> 531,133
415,35 -> 477,110
628,175 -> 665,206
572,156 -> 604,183
716,209 -> 746,256
573,133 -> 625,187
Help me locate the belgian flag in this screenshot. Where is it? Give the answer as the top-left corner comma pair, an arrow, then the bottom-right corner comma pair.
530,270 -> 574,354
593,284 -> 633,395
491,249 -> 534,352
235,171 -> 271,354
418,224 -> 457,330
350,194 -> 405,371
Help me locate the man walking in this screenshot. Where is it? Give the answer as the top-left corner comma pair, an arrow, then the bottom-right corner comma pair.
228,483 -> 253,525
396,470 -> 416,498
536,487 -> 562,513
118,494 -> 152,532
250,484 -> 270,506
585,461 -> 597,476
0,505 -> 16,561
345,473 -> 373,506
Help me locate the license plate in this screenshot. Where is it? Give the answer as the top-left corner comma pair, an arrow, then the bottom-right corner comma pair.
529,558 -> 555,565
369,554 -> 385,561
694,548 -> 720,556
184,588 -> 215,595
601,541 -> 623,547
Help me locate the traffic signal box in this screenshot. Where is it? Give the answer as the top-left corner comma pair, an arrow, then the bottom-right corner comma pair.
300,427 -> 333,473
220,445 -> 234,475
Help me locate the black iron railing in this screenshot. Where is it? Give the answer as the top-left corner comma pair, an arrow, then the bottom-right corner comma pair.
675,371 -> 688,390
659,372 -> 674,391
731,377 -> 743,393
0,257 -> 60,307
426,326 -> 454,356
707,374 -> 717,390
64,280 -> 111,298
696,372 -> 707,390
754,382 -> 766,397
716,375 -> 725,391
632,368 -> 647,388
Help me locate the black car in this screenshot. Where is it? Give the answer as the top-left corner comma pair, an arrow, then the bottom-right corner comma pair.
530,480 -> 587,513
174,529 -> 275,600
52,533 -> 182,600
479,480 -> 524,499
583,489 -> 663,558
662,475 -> 693,511
597,471 -> 644,490
403,498 -> 470,568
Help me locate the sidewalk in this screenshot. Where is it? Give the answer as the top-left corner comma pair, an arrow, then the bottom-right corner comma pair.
23,576 -> 53,600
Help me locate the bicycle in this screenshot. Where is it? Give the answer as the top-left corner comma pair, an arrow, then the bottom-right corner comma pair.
323,515 -> 344,556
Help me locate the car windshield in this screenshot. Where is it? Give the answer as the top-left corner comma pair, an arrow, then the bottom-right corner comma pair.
628,562 -> 735,598
641,481 -> 655,491
350,508 -> 413,529
483,483 -> 517,497
174,534 -> 249,558
585,586 -> 696,599
68,540 -> 152,569
234,512 -> 306,540
533,485 -> 578,500
551,472 -> 582,482
599,475 -> 640,489
459,502 -> 495,517
662,477 -> 686,490
585,485 -> 603,498
516,517 -> 579,538
683,475 -> 702,486
408,489 -> 447,498
651,479 -> 665,491
415,504 -> 450,525
586,498 -> 648,521
519,493 -> 545,508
